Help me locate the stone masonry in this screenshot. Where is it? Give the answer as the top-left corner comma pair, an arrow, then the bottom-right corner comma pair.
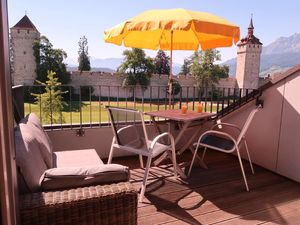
70,71 -> 238,99
11,15 -> 40,86
236,18 -> 263,90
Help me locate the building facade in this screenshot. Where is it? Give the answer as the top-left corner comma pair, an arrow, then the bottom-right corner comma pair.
10,15 -> 40,86
236,18 -> 263,90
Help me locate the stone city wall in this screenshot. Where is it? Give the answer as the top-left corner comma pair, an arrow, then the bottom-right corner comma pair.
70,71 -> 238,99
11,28 -> 40,86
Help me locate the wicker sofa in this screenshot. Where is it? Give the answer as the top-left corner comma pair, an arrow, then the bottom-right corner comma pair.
15,113 -> 138,225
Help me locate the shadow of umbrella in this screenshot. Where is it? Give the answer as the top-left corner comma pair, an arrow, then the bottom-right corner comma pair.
144,177 -> 205,225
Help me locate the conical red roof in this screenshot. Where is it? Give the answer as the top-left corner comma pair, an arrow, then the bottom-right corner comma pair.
12,15 -> 37,30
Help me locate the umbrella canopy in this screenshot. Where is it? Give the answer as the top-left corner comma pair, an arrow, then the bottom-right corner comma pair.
104,8 -> 240,107
104,8 -> 240,51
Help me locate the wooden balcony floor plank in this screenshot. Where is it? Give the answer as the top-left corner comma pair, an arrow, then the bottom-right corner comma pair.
114,151 -> 300,225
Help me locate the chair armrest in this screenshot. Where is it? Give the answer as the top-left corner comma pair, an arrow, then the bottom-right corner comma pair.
117,125 -> 135,134
211,122 -> 241,132
150,132 -> 175,150
20,182 -> 138,225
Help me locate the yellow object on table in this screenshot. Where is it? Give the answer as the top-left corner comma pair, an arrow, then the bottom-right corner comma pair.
197,103 -> 203,113
181,105 -> 187,114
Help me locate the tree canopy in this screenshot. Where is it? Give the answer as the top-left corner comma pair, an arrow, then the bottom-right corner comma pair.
154,50 -> 170,75
33,36 -> 71,85
78,36 -> 91,71
188,49 -> 229,87
180,58 -> 191,76
31,70 -> 67,124
118,48 -> 155,89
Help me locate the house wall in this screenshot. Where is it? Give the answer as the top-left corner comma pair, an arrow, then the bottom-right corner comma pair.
70,71 -> 237,98
47,125 -> 164,159
223,69 -> 300,182
236,44 -> 262,90
10,28 -> 39,86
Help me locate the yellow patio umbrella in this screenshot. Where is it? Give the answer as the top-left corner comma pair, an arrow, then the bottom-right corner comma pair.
104,8 -> 240,105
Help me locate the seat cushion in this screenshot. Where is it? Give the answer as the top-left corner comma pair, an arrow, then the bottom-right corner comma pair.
40,164 -> 130,191
54,149 -> 103,168
148,140 -> 170,158
15,124 -> 48,192
22,113 -> 54,168
201,134 -> 235,151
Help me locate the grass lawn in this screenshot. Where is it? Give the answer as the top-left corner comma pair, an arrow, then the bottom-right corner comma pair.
24,101 -> 224,125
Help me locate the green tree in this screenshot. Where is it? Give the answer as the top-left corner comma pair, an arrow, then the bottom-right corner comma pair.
31,70 -> 67,124
78,36 -> 91,71
154,50 -> 170,75
190,49 -> 229,88
33,36 -> 71,85
118,48 -> 155,90
180,58 -> 192,76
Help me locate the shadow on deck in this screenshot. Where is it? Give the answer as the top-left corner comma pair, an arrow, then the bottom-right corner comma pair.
113,151 -> 300,225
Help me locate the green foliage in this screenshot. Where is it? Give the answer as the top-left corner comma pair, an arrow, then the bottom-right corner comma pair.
180,58 -> 191,76
154,50 -> 170,75
118,48 -> 155,90
78,36 -> 91,71
33,36 -> 71,85
170,79 -> 181,96
189,49 -> 229,88
31,70 -> 68,124
80,86 -> 94,101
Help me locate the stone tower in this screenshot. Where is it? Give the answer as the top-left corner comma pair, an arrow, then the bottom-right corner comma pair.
10,15 -> 40,85
236,18 -> 262,90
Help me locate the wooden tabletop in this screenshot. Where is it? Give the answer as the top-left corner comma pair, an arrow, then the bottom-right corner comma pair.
145,109 -> 215,122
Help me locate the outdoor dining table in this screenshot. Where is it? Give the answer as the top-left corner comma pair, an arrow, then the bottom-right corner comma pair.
145,109 -> 215,177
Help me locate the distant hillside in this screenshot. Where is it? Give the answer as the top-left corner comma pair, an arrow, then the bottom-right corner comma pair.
68,57 -> 182,75
67,66 -> 115,73
223,33 -> 300,76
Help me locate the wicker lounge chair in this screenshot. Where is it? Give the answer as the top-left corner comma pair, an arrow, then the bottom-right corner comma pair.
15,113 -> 138,225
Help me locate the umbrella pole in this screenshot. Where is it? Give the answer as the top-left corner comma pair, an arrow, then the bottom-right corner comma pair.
168,30 -> 173,109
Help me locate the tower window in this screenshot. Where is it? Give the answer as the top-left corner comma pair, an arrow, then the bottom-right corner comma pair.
27,30 -> 29,34
17,29 -> 20,33
24,64 -> 26,69
23,51 -> 26,55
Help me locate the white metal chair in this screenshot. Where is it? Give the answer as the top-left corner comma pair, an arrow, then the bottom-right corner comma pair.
106,106 -> 177,202
188,106 -> 262,191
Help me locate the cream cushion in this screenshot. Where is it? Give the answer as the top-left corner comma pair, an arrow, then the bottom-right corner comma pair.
23,113 -> 54,168
54,149 -> 103,168
15,124 -> 47,192
15,113 -> 131,192
40,164 -> 130,190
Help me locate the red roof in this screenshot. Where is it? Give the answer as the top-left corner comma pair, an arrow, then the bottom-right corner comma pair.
12,15 -> 37,30
238,18 -> 262,46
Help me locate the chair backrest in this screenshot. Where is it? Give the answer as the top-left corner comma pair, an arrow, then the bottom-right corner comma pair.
106,106 -> 150,150
237,106 -> 261,144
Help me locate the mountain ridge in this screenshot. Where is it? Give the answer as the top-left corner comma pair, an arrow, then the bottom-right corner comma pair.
223,33 -> 300,76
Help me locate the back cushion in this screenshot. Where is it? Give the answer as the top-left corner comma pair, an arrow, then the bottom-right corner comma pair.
15,124 -> 48,192
23,113 -> 54,168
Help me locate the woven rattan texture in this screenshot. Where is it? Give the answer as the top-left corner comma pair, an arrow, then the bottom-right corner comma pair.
20,182 -> 138,225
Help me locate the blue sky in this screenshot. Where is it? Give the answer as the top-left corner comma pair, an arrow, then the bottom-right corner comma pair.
8,0 -> 300,65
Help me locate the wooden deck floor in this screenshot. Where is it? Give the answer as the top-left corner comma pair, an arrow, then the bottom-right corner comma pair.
115,151 -> 300,225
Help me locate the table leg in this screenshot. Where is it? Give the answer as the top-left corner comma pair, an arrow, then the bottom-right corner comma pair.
176,121 -> 208,170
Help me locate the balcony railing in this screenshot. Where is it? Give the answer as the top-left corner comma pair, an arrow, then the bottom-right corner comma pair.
15,85 -> 258,129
